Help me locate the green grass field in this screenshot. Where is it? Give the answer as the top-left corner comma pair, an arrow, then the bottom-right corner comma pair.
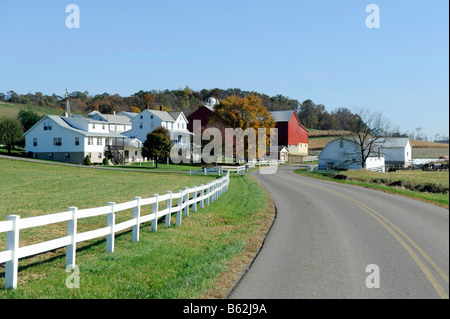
294,168 -> 449,208
0,159 -> 274,298
0,102 -> 64,121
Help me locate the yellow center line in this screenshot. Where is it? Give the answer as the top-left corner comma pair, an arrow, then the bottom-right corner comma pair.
275,171 -> 449,299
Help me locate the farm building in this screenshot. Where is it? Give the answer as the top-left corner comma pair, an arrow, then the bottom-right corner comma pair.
89,112 -> 133,133
270,110 -> 309,156
23,115 -> 130,165
186,97 -> 218,132
318,137 -> 385,172
187,100 -> 310,158
123,108 -> 192,159
375,137 -> 411,170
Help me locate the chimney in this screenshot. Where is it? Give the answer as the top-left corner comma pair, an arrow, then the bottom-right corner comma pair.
113,111 -> 116,116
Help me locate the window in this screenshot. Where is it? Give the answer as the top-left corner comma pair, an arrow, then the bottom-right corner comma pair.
65,153 -> 70,159
140,122 -> 143,129
140,115 -> 143,119
48,153 -> 53,159
75,137 -> 80,145
151,115 -> 153,119
102,124 -> 105,130
151,122 -> 154,129
43,122 -> 52,130
33,138 -> 37,147
97,138 -> 102,146
88,153 -> 92,158
98,153 -> 102,159
93,124 -> 96,129
88,137 -> 93,145
53,137 -> 62,146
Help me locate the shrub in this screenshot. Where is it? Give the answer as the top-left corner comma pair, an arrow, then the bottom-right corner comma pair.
102,157 -> 109,166
372,178 -> 388,184
334,174 -> 347,180
83,155 -> 91,166
388,180 -> 403,187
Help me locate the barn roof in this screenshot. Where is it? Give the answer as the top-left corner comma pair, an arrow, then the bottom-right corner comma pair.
270,110 -> 294,122
377,137 -> 410,148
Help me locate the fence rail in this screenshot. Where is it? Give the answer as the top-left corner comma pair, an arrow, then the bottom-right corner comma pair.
0,171 -> 230,289
303,156 -> 318,163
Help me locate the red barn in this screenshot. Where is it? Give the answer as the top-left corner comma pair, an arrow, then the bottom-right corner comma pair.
187,99 -> 309,156
187,97 -> 217,133
270,110 -> 309,155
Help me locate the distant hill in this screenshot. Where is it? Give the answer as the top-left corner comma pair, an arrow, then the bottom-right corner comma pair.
0,102 -> 65,121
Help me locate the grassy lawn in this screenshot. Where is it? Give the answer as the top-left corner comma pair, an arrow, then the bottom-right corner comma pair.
294,168 -> 449,208
120,161 -> 205,172
0,159 -> 274,298
0,102 -> 64,121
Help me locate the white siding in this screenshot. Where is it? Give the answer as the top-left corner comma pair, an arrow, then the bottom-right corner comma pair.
25,118 -> 84,154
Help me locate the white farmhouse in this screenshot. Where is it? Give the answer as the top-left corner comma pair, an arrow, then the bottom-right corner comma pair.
23,115 -> 128,165
318,138 -> 385,172
124,109 -> 192,156
89,113 -> 133,133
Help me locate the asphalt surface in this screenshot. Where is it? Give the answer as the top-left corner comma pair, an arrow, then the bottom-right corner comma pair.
228,165 -> 449,299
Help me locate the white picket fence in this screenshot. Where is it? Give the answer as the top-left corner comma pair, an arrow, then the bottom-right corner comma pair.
0,171 -> 230,289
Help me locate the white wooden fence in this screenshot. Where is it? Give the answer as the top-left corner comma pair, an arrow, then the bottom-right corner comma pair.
0,171 -> 230,289
302,156 -> 318,163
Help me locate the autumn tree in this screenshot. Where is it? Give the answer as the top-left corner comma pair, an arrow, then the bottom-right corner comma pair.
210,94 -> 276,161
141,127 -> 173,168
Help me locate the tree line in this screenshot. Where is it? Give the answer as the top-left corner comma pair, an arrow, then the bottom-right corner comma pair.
1,88 -> 447,142
0,87 -> 299,117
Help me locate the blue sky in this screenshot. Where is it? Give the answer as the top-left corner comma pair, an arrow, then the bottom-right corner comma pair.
0,0 -> 448,138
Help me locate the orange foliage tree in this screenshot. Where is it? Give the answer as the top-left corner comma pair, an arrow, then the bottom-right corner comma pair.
210,93 -> 276,160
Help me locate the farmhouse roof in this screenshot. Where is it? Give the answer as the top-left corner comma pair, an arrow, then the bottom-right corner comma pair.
142,109 -> 175,122
94,114 -> 132,125
23,115 -> 126,138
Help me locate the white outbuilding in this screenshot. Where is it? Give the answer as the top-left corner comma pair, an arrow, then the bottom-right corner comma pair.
375,137 -> 411,170
318,137 -> 385,172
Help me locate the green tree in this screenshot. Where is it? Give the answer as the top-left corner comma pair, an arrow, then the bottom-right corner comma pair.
17,109 -> 43,132
0,119 -> 24,154
142,127 -> 173,168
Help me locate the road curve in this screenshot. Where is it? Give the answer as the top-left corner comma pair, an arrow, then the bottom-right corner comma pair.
228,165 -> 449,299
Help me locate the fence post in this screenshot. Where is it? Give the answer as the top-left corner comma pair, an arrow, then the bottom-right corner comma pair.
193,186 -> 197,212
5,215 -> 20,289
204,168 -> 206,175
106,202 -> 115,253
151,194 -> 159,232
176,190 -> 183,226
184,187 -> 189,217
132,197 -> 141,242
205,183 -> 210,206
211,182 -> 216,203
165,191 -> 172,227
200,184 -> 205,208
66,207 -> 78,269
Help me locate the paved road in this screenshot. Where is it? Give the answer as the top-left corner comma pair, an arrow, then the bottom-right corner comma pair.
228,165 -> 449,299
